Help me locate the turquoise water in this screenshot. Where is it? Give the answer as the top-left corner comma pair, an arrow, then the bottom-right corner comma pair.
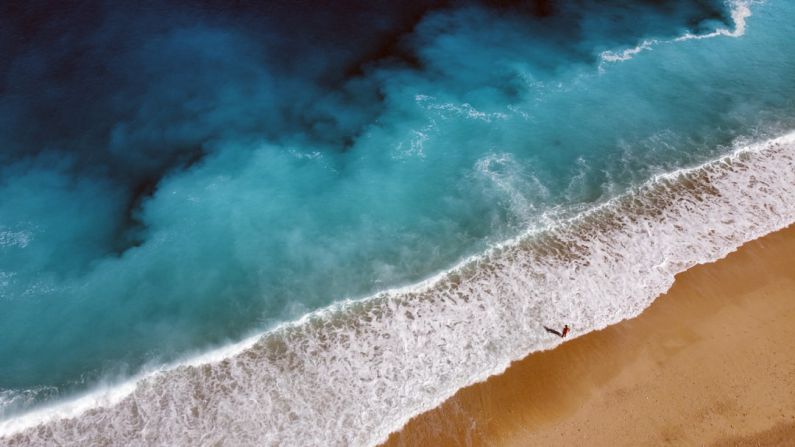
1,0 -> 795,425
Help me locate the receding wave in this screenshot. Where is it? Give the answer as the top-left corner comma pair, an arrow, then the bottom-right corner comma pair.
1,130 -> 794,446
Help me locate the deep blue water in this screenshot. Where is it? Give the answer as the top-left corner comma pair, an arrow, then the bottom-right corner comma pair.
1,0 -> 794,414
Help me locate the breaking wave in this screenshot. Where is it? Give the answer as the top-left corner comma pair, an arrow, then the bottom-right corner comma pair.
2,130 -> 794,446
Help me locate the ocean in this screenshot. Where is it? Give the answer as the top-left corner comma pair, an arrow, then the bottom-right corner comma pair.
1,0 -> 794,445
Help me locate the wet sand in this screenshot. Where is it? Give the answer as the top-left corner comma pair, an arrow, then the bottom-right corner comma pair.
382,224 -> 795,446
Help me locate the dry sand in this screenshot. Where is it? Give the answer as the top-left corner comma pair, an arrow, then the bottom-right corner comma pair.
382,225 -> 795,446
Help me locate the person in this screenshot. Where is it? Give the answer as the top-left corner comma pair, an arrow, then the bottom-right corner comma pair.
544,324 -> 570,338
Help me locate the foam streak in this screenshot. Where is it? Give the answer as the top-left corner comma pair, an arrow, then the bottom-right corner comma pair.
600,0 -> 752,64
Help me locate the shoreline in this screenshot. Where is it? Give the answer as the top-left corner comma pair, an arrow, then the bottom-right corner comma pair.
2,132 -> 795,445
382,224 -> 795,446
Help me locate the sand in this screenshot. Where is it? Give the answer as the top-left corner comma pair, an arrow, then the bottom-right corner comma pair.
382,225 -> 795,446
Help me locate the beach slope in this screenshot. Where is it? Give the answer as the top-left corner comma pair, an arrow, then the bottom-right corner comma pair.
383,225 -> 795,446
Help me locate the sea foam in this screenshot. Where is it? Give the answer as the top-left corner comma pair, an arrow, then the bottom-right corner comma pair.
600,0 -> 753,63
2,129 -> 794,446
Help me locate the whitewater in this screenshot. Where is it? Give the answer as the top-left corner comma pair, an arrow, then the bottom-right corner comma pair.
3,1 -> 795,446
3,129 -> 795,447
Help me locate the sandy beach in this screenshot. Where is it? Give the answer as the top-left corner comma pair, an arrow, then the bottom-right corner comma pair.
382,224 -> 795,446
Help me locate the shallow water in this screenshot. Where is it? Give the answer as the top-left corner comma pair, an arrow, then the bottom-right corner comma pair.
1,0 -> 795,445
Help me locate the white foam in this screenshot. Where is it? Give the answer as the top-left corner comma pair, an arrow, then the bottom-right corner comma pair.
675,0 -> 753,41
0,230 -> 31,249
599,0 -> 753,64
2,129 -> 795,447
415,95 -> 509,123
474,152 -> 551,224
0,331 -> 266,437
600,39 -> 658,62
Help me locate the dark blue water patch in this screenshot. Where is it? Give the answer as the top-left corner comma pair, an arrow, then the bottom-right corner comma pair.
0,0 -> 732,176
2,0 -> 790,411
